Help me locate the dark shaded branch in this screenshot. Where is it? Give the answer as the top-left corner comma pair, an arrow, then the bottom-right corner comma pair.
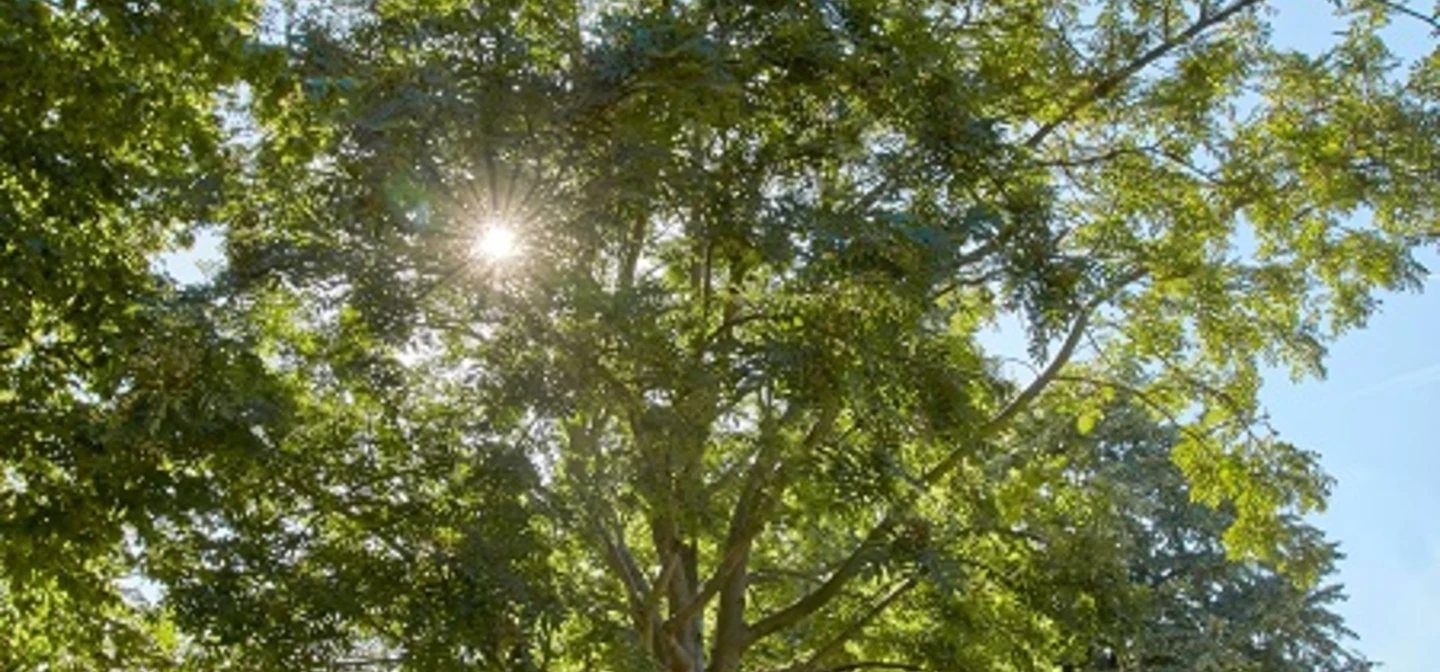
823,663 -> 927,672
786,575 -> 923,672
744,521 -> 894,645
620,214 -> 649,291
701,311 -> 792,349
1031,146 -> 1149,168
330,656 -> 407,669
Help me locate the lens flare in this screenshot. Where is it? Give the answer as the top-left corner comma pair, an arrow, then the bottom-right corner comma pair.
471,222 -> 520,262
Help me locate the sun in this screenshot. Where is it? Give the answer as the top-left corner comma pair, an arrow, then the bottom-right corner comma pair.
471,221 -> 521,262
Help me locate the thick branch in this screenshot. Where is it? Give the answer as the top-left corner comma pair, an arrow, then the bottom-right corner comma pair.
708,404 -> 839,672
620,214 -> 649,290
786,575 -> 922,672
744,521 -> 893,645
599,521 -> 651,607
692,412 -> 792,623
670,530 -> 750,628
646,550 -> 682,616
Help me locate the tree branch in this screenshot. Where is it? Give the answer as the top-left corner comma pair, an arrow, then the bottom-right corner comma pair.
330,656 -> 407,669
742,270 -> 1145,649
647,550 -> 683,617
921,268 -> 1147,487
823,662 -> 927,672
1031,145 -> 1149,169
785,574 -> 923,672
707,403 -> 840,671
620,213 -> 649,291
599,518 -> 651,607
670,530 -> 750,628
1024,0 -> 1265,149
744,521 -> 894,645
1050,373 -> 1227,456
1374,0 -> 1440,33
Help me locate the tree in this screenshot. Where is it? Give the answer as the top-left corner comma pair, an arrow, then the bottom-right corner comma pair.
4,0 -> 1437,670
1011,398 -> 1371,672
0,1 -> 286,668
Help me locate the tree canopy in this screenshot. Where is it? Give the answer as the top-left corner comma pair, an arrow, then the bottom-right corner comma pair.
2,0 -> 1436,670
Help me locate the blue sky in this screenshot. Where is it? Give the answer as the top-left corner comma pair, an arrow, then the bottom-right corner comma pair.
1265,270 -> 1440,670
1264,6 -> 1436,669
156,3 -> 1438,667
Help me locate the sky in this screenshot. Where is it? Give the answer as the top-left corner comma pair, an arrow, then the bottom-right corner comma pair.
153,3 -> 1440,668
1263,7 -> 1438,670
1263,267 -> 1440,670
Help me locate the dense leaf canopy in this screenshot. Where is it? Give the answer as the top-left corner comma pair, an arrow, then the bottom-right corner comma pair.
3,0 -> 1436,670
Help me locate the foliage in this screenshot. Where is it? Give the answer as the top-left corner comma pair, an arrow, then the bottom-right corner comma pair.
1022,399 -> 1371,672
5,0 -> 1439,670
0,0 -> 279,667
